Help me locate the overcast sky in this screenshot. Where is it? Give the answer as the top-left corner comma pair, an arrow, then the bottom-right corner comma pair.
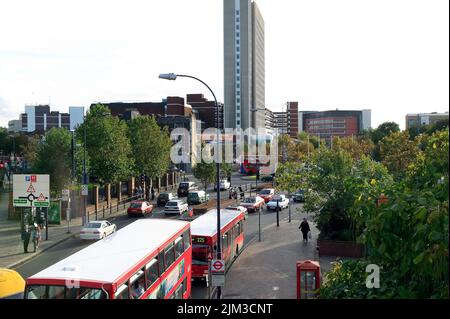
0,0 -> 448,129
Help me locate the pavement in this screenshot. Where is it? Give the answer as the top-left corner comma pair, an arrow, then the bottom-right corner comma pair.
223,209 -> 320,299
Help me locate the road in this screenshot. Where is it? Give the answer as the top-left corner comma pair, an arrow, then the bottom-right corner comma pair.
14,172 -> 298,299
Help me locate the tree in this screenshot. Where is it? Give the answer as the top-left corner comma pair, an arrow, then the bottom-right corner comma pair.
78,104 -> 133,184
220,163 -> 233,181
331,135 -> 374,160
34,128 -> 72,196
192,160 -> 216,191
129,116 -> 171,180
20,135 -> 41,171
370,122 -> 400,144
379,131 -> 421,180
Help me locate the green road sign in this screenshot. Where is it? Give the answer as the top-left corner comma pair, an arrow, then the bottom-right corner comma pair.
34,201 -> 49,207
13,199 -> 28,205
48,200 -> 61,224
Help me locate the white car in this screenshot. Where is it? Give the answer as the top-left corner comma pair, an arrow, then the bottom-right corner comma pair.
164,200 -> 189,215
225,205 -> 249,220
215,179 -> 231,190
266,195 -> 290,211
80,220 -> 116,240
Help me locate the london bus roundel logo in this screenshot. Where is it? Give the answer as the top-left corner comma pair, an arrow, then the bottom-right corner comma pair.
211,259 -> 225,273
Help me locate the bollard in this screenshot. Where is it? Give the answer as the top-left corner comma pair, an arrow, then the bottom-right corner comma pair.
110,204 -> 112,215
102,206 -> 105,219
95,208 -> 98,220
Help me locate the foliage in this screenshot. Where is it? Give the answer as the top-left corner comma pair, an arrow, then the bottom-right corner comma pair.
19,135 -> 41,170
33,128 -> 72,196
220,163 -> 233,180
128,116 -> 171,179
192,160 -> 216,191
78,104 -> 133,184
331,136 -> 374,160
369,122 -> 400,145
379,131 -> 421,180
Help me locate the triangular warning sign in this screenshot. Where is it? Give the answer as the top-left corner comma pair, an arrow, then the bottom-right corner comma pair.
37,193 -> 46,201
27,183 -> 36,193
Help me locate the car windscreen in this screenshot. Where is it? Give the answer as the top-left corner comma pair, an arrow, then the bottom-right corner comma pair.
130,203 -> 142,208
159,194 -> 169,199
85,223 -> 101,228
271,196 -> 282,201
243,198 -> 255,203
259,190 -> 271,195
179,183 -> 189,189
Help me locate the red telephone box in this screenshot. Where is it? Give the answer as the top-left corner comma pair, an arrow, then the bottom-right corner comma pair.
296,260 -> 321,299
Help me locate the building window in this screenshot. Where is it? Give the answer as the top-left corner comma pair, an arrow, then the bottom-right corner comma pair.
237,105 -> 240,110
236,54 -> 240,60
236,90 -> 240,96
236,10 -> 239,16
236,24 -> 240,30
236,98 -> 240,103
236,76 -> 240,81
236,32 -> 240,37
236,17 -> 239,22
237,68 -> 240,74
236,39 -> 240,45
236,46 -> 239,52
237,120 -> 240,125
237,61 -> 240,67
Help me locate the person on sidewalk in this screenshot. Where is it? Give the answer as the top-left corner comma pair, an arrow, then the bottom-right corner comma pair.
299,218 -> 311,242
22,224 -> 31,253
151,186 -> 155,201
31,223 -> 41,252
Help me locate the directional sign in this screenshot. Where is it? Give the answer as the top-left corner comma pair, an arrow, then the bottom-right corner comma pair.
13,174 -> 50,207
211,259 -> 225,274
211,274 -> 225,287
62,189 -> 69,201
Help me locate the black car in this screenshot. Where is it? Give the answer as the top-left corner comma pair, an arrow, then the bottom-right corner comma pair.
261,174 -> 275,182
157,192 -> 175,206
292,190 -> 305,203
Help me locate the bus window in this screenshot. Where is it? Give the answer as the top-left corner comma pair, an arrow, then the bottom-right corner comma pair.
129,270 -> 145,299
175,237 -> 184,259
115,283 -> 129,299
182,277 -> 187,295
192,244 -> 210,266
49,286 -> 65,299
145,259 -> 159,288
164,243 -> 175,269
182,229 -> 191,250
158,251 -> 165,275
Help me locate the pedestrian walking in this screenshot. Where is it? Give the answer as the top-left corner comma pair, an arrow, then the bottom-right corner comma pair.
31,223 -> 41,252
22,224 -> 31,253
299,218 -> 311,242
151,186 -> 155,201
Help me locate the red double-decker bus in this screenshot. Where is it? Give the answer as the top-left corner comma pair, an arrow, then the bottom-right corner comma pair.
190,209 -> 244,284
24,219 -> 191,299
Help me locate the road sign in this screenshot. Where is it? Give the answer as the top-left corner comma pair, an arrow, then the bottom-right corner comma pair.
62,189 -> 69,201
81,184 -> 88,196
13,174 -> 50,207
211,274 -> 225,287
211,259 -> 225,274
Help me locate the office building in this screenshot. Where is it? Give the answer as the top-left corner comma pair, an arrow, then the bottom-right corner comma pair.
405,112 -> 449,130
224,0 -> 265,130
186,94 -> 224,130
17,105 -> 84,134
299,109 -> 372,141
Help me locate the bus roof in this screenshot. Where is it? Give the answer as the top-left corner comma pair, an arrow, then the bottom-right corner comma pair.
190,209 -> 243,237
27,219 -> 189,284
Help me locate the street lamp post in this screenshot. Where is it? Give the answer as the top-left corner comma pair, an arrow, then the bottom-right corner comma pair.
250,108 -> 265,242
159,73 -> 222,299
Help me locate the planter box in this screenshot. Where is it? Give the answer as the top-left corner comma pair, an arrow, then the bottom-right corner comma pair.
317,239 -> 365,258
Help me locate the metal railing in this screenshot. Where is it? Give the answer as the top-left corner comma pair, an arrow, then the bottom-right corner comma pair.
87,192 -> 145,221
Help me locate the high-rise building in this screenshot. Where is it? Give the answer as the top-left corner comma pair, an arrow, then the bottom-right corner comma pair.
224,0 -> 265,130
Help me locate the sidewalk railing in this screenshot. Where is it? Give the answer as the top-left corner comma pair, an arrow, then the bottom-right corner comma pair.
87,193 -> 145,221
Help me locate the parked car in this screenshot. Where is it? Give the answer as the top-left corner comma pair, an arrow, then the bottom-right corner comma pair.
225,205 -> 249,220
157,192 -> 175,206
292,189 -> 305,203
214,179 -> 231,191
187,191 -> 210,205
80,220 -> 116,240
240,196 -> 265,213
164,199 -> 189,216
258,188 -> 275,203
266,194 -> 289,211
177,182 -> 198,197
127,201 -> 153,217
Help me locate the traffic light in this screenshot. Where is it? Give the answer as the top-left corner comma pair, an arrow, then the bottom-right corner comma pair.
140,174 -> 145,185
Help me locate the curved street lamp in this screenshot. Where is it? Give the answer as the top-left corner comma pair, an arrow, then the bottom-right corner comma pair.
159,73 -> 222,299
